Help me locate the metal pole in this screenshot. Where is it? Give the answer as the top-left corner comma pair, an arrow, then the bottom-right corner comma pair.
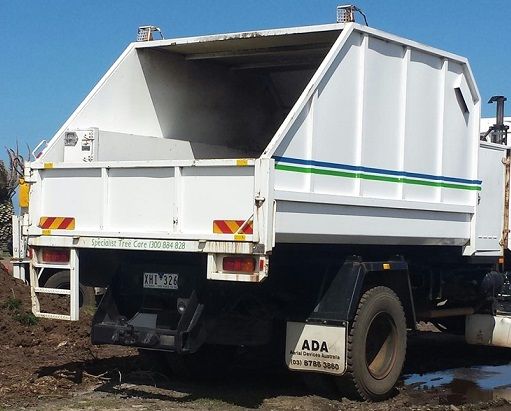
69,248 -> 80,321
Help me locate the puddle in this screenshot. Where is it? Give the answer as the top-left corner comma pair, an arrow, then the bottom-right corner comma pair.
404,363 -> 511,404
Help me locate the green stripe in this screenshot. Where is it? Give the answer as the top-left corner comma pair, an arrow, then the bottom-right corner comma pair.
275,164 -> 481,191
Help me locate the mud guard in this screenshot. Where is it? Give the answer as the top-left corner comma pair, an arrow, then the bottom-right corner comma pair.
310,257 -> 415,327
286,257 -> 416,376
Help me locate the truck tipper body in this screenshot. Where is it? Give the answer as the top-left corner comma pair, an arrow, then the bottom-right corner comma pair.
11,21 -> 511,400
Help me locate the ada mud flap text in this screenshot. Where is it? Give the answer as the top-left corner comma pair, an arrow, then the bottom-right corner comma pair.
285,321 -> 346,375
301,339 -> 329,352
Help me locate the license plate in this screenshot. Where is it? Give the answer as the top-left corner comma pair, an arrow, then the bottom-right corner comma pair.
143,272 -> 178,290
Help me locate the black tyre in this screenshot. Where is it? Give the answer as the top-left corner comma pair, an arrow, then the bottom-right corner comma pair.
44,270 -> 96,309
337,286 -> 407,401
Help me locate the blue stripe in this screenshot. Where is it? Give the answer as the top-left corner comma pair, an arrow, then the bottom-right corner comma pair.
272,156 -> 482,186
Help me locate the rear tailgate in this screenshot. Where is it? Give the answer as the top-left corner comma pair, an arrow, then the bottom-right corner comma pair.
25,158 -> 274,253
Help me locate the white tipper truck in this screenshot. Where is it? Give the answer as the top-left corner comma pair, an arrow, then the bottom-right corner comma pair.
10,18 -> 511,401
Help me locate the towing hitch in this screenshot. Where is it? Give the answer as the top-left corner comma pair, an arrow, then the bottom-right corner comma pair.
91,287 -> 205,353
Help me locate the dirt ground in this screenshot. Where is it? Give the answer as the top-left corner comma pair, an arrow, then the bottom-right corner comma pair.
2,268 -> 511,411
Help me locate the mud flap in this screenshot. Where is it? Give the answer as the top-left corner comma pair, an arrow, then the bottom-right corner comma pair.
285,258 -> 413,377
285,321 -> 347,375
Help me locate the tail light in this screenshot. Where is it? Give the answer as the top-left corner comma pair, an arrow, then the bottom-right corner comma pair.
41,248 -> 70,263
223,256 -> 256,273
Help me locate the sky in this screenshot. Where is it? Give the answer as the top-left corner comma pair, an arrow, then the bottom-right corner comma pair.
0,0 -> 510,162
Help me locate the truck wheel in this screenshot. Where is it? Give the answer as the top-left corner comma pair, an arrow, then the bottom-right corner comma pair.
44,270 -> 96,309
337,286 -> 407,401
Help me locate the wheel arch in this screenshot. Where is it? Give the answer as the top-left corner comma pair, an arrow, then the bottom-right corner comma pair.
309,257 -> 416,330
361,265 -> 416,330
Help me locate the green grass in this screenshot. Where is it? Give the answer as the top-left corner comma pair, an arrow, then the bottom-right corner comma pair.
3,295 -> 39,326
3,296 -> 21,311
14,311 -> 39,326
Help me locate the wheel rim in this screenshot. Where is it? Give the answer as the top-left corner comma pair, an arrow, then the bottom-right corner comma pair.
364,311 -> 398,380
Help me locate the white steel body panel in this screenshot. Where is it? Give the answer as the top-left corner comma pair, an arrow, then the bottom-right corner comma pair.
265,24 -> 482,249
472,143 -> 506,255
27,160 -> 266,243
24,23 -> 498,254
479,118 -> 510,253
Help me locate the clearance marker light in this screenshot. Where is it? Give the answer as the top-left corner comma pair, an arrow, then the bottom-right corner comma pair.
223,256 -> 256,273
18,178 -> 30,208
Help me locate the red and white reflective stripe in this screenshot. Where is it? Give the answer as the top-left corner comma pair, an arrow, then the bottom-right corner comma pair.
213,220 -> 253,234
38,217 -> 75,230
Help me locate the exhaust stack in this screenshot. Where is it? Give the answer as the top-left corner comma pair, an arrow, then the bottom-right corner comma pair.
482,95 -> 508,144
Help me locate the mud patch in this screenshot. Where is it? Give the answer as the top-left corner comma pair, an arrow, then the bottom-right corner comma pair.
2,268 -> 511,410
0,268 -> 137,408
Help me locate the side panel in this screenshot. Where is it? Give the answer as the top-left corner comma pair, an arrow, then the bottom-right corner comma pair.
274,196 -> 470,245
402,50 -> 443,203
68,49 -> 163,140
48,49 -> 279,160
441,61 -> 479,206
310,32 -> 363,197
359,36 -> 404,199
270,28 -> 480,246
473,143 -> 506,255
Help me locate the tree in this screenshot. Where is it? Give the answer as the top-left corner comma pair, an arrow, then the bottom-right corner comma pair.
0,147 -> 25,254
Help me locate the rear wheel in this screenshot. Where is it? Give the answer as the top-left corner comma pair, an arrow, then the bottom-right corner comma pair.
44,270 -> 96,309
337,286 -> 407,401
